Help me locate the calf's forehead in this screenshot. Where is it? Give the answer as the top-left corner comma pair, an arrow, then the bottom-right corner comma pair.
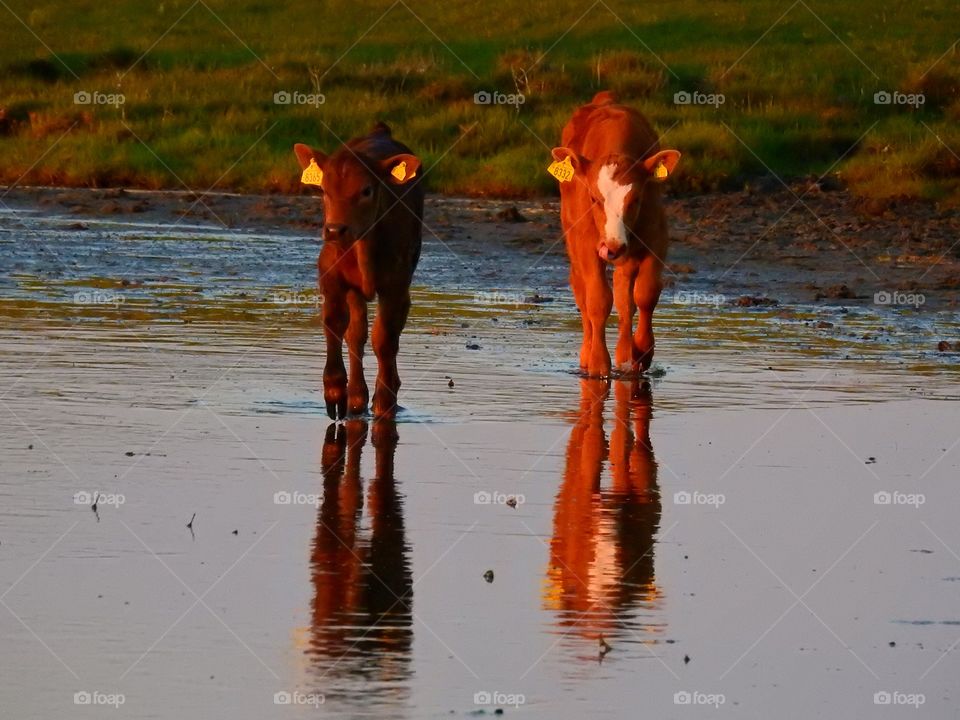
596,163 -> 631,211
325,152 -> 375,193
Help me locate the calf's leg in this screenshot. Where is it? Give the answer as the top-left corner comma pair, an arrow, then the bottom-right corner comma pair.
569,267 -> 592,370
568,236 -> 611,377
633,254 -> 663,372
345,290 -> 369,415
583,262 -> 612,378
371,292 -> 411,419
613,263 -> 638,372
322,289 -> 349,420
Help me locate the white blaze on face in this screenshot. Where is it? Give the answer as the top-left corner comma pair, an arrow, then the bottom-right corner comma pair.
597,163 -> 631,249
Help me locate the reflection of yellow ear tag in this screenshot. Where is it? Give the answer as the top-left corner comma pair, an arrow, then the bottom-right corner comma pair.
547,156 -> 575,183
391,161 -> 414,182
654,160 -> 669,181
301,158 -> 323,186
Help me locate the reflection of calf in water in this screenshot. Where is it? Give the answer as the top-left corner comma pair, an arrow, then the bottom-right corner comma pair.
308,419 -> 413,696
545,379 -> 662,642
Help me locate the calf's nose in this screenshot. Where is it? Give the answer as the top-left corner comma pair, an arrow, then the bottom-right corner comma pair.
597,240 -> 626,262
323,223 -> 348,241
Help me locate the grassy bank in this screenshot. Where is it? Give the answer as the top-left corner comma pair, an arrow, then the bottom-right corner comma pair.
1,0 -> 958,203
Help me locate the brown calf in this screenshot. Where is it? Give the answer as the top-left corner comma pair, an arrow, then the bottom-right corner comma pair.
550,91 -> 680,377
294,122 -> 423,419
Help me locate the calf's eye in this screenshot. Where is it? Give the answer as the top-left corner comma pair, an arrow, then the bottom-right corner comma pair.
361,186 -> 373,199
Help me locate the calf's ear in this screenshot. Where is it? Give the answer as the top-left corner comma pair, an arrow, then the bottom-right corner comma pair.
643,150 -> 681,180
550,146 -> 586,174
293,143 -> 327,170
381,154 -> 421,184
549,147 -> 589,185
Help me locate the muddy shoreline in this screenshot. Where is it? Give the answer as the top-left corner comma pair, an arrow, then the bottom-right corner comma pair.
2,184 -> 959,311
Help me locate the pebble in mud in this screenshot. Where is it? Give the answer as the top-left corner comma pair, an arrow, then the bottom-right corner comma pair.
495,206 -> 528,223
483,570 -> 494,583
815,284 -> 857,300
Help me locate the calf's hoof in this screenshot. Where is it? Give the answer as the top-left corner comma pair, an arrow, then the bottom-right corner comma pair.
585,354 -> 612,379
348,386 -> 369,417
614,341 -> 634,369
325,398 -> 347,420
637,347 -> 655,373
372,390 -> 399,419
324,385 -> 348,420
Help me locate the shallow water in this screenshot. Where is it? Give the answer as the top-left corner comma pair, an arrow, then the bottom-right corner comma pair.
1,209 -> 959,718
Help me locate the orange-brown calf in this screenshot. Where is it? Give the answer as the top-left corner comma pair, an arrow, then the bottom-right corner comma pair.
294,122 -> 423,419
550,91 -> 680,376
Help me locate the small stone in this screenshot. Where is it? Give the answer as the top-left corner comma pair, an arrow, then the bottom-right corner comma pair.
495,206 -> 527,223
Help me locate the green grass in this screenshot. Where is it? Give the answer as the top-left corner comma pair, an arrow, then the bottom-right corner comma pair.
1,0 -> 958,202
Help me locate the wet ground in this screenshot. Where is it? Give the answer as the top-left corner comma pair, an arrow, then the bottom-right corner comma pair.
1,189 -> 959,718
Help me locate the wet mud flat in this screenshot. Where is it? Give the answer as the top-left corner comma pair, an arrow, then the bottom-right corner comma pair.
1,190 -> 960,718
2,183 -> 960,311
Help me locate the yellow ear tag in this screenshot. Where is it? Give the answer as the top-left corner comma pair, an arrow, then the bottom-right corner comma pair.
547,156 -> 575,183
654,159 -> 669,181
301,158 -> 324,186
391,161 -> 415,182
